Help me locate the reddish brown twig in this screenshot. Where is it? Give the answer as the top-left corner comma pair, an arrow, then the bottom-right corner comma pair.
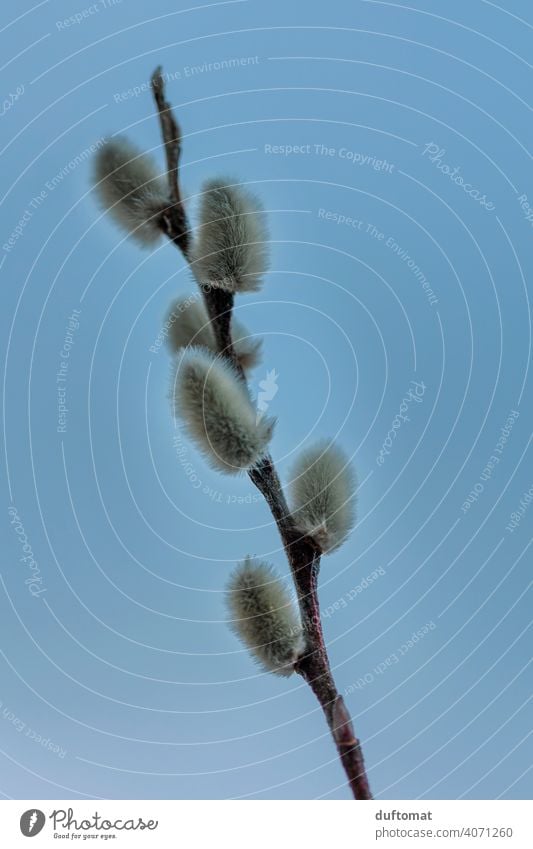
151,67 -> 372,800
249,456 -> 372,800
150,66 -> 190,257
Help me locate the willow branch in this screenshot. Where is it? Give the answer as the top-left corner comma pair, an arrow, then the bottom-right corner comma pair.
249,456 -> 372,800
151,67 -> 372,801
150,66 -> 190,258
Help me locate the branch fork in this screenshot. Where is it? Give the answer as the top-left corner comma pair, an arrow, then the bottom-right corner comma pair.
97,67 -> 372,799
151,67 -> 372,800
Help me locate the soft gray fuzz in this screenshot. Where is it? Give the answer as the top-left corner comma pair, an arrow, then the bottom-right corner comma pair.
173,347 -> 274,474
166,295 -> 262,371
231,321 -> 263,372
93,137 -> 169,245
227,558 -> 304,677
289,440 -> 357,553
191,177 -> 268,292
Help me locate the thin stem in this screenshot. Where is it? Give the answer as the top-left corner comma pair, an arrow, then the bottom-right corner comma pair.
150,66 -> 190,258
250,457 -> 372,800
151,67 -> 372,800
201,286 -> 239,371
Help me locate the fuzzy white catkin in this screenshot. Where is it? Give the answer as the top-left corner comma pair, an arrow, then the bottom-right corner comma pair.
289,440 -> 357,553
93,137 -> 169,245
173,347 -> 274,474
227,558 -> 304,676
191,177 -> 268,293
166,296 -> 262,371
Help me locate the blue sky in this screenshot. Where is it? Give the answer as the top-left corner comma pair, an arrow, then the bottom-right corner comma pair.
1,0 -> 531,800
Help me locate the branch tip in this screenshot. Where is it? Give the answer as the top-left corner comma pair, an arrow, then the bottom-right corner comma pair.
150,64 -> 189,256
145,63 -> 371,800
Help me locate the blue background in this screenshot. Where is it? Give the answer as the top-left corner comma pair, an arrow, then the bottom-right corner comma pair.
0,0 -> 531,800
